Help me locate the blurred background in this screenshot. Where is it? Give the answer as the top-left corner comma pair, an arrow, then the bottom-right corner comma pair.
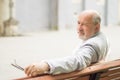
0,0 -> 120,79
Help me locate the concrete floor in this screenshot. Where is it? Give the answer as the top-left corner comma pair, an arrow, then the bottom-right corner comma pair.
0,26 -> 120,80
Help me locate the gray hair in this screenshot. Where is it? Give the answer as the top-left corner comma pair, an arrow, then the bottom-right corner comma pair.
92,12 -> 101,25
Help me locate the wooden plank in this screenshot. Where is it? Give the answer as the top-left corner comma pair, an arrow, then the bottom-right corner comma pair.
15,75 -> 90,80
101,67 -> 120,77
100,73 -> 120,80
15,75 -> 56,80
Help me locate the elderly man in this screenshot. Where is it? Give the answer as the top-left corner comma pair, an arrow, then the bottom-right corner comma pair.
24,10 -> 109,77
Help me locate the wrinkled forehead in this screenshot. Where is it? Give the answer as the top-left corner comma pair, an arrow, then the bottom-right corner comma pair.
78,13 -> 93,23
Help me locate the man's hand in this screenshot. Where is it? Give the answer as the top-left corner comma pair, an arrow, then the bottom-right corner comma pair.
24,61 -> 50,77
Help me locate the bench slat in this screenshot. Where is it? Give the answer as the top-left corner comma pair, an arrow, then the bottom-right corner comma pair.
101,67 -> 120,77
100,74 -> 120,80
16,75 -> 56,80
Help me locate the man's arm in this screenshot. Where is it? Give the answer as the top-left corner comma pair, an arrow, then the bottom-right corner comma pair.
46,45 -> 98,74
24,45 -> 98,76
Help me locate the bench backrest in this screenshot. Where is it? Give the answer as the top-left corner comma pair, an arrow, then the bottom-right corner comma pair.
99,66 -> 120,80
14,59 -> 120,80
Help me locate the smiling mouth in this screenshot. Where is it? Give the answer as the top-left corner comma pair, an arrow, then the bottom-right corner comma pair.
78,31 -> 84,35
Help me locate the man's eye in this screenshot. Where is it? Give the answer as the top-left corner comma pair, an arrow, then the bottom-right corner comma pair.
78,21 -> 80,24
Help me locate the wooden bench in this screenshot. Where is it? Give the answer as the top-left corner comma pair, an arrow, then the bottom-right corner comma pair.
14,59 -> 120,80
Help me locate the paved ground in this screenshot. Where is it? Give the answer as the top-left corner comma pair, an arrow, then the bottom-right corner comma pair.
0,26 -> 120,80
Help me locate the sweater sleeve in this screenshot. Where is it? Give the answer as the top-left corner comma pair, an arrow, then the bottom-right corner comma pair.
46,44 -> 98,74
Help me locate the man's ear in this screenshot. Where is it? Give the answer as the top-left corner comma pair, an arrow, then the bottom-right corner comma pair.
95,24 -> 100,32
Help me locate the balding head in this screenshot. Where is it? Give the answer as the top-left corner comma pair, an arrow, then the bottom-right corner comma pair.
80,10 -> 101,25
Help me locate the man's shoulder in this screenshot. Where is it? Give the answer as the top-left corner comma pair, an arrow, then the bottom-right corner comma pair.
86,32 -> 107,43
82,35 -> 106,48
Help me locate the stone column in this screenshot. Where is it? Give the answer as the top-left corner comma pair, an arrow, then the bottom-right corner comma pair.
50,0 -> 58,30
3,0 -> 19,36
0,0 -> 9,36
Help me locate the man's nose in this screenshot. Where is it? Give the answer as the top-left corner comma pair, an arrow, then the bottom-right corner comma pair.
78,25 -> 83,30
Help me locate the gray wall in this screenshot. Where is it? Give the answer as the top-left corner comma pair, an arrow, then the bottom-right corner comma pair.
16,0 -> 50,32
15,0 -> 119,32
58,0 -> 119,28
108,0 -> 119,25
58,0 -> 83,30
